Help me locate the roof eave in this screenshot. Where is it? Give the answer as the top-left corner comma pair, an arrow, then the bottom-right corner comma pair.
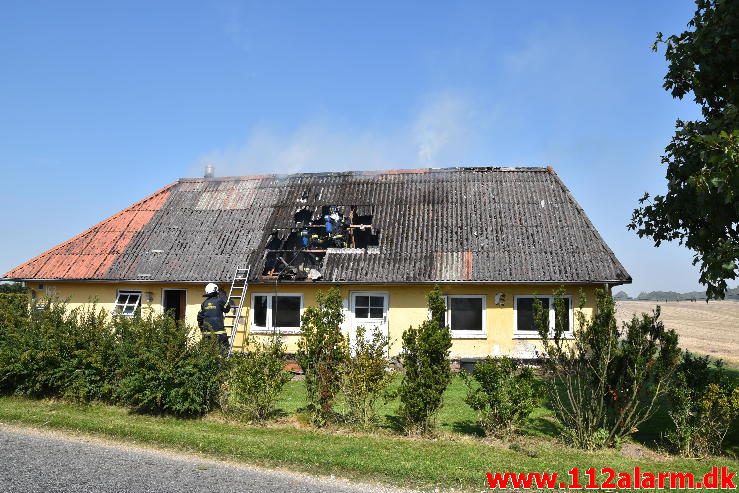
5,277 -> 633,285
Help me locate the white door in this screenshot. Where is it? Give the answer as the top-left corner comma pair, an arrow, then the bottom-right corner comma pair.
349,292 -> 388,347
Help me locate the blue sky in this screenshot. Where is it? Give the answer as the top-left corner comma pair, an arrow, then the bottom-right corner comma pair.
0,1 -> 715,296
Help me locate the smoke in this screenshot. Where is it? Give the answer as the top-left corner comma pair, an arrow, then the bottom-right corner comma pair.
193,92 -> 485,176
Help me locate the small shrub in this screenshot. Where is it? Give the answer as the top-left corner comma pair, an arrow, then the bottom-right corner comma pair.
221,335 -> 291,422
115,313 -> 227,417
397,285 -> 452,435
666,352 -> 739,457
340,326 -> 393,429
464,356 -> 539,439
296,287 -> 348,426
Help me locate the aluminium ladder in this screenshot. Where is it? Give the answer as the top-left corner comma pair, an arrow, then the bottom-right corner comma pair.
223,266 -> 251,357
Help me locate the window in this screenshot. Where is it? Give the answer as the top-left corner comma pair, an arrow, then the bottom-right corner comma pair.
115,290 -> 141,317
354,295 -> 385,319
514,295 -> 572,337
443,295 -> 486,338
251,294 -> 302,332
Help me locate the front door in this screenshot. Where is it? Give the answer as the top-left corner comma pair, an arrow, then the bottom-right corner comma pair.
163,289 -> 186,322
349,292 -> 388,347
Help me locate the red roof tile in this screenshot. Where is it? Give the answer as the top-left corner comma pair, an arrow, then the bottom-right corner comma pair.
4,184 -> 173,280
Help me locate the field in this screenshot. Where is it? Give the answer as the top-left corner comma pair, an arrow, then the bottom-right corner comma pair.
616,300 -> 739,366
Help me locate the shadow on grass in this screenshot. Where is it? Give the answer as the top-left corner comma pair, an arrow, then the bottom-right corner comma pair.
450,419 -> 485,437
382,414 -> 405,434
525,415 -> 560,438
271,408 -> 290,419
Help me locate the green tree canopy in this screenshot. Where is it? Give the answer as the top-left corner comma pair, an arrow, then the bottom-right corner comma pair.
630,0 -> 739,299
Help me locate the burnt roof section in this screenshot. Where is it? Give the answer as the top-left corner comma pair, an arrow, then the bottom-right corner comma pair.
4,166 -> 631,284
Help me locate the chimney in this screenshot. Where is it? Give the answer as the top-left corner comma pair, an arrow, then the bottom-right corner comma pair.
204,164 -> 215,179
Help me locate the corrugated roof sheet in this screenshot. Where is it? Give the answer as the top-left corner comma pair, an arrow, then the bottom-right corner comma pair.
3,167 -> 631,284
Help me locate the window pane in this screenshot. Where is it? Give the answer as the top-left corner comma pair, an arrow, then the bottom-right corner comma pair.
272,296 -> 301,328
355,296 -> 369,307
355,307 -> 369,319
517,297 -> 549,332
369,307 -> 384,319
449,297 -> 483,331
369,296 -> 384,308
554,297 -> 571,330
115,292 -> 140,316
253,296 -> 268,327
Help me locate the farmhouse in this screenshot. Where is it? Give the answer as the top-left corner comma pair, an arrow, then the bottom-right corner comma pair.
3,166 -> 630,358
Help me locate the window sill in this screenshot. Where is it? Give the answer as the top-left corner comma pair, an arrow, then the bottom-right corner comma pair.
513,332 -> 574,340
450,332 -> 487,340
250,328 -> 301,335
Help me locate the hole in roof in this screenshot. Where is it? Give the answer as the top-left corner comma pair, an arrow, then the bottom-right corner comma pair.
261,204 -> 380,280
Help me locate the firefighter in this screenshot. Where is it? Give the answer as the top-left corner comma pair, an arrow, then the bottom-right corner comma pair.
197,283 -> 231,353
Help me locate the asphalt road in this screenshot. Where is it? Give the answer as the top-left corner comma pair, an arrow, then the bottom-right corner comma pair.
0,426 -> 411,493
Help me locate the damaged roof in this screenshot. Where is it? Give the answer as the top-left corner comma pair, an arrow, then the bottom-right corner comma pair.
4,166 -> 631,284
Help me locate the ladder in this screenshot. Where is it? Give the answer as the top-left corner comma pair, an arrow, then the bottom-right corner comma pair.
224,266 -> 251,357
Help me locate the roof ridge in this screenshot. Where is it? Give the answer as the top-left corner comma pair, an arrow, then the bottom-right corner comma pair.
177,165 -> 552,182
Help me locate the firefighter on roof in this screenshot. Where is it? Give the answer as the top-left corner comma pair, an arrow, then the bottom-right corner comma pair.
197,283 -> 231,352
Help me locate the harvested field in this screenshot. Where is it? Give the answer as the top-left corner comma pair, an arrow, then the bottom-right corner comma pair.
616,300 -> 739,366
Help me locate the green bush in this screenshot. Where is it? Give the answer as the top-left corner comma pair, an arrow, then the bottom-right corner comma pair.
296,287 -> 348,426
464,356 -> 539,439
221,336 -> 291,423
0,293 -> 28,317
55,305 -> 118,402
114,313 -> 227,417
0,295 -> 37,394
0,301 -> 118,401
340,326 -> 393,429
666,352 -> 739,457
0,296 -> 228,416
536,288 -> 680,450
397,286 -> 452,435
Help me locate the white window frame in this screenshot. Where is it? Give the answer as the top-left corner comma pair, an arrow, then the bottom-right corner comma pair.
351,292 -> 388,322
444,295 -> 487,339
250,293 -> 303,334
513,294 -> 573,339
114,290 -> 142,317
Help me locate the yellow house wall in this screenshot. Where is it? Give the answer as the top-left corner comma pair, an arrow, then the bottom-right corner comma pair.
30,281 -> 600,359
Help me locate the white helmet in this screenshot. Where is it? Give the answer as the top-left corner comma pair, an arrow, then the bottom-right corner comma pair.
205,283 -> 219,295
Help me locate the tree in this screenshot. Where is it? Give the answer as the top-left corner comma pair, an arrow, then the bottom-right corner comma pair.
296,287 -> 348,426
629,0 -> 739,299
536,289 -> 680,450
397,286 -> 453,435
0,282 -> 26,294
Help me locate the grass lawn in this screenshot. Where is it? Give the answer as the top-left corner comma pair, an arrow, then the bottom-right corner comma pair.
0,376 -> 737,491
281,375 -> 739,456
279,375 -> 558,438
